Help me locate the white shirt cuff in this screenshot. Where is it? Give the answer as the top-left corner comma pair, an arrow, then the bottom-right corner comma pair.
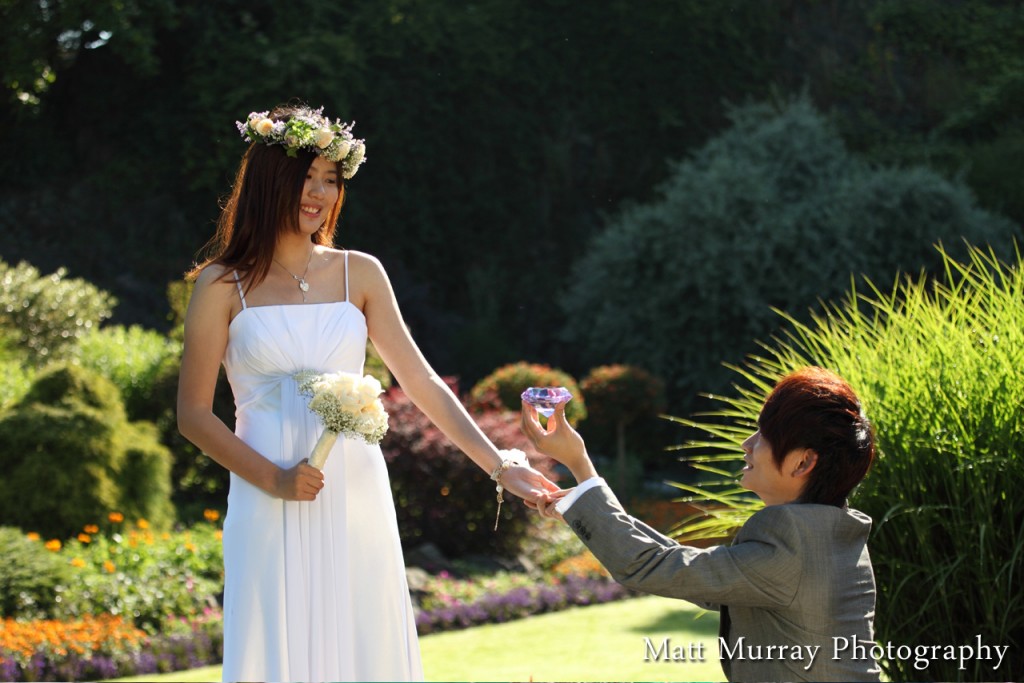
554,476 -> 607,515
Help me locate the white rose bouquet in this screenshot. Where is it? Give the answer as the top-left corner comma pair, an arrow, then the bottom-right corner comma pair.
295,371 -> 389,469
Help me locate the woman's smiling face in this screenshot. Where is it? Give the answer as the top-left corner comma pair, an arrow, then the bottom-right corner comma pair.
298,156 -> 339,233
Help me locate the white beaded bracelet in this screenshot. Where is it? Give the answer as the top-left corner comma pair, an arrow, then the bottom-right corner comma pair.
490,449 -> 527,531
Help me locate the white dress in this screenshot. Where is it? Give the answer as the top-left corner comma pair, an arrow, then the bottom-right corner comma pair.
220,256 -> 422,682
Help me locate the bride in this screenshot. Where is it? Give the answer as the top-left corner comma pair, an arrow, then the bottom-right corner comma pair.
177,102 -> 557,682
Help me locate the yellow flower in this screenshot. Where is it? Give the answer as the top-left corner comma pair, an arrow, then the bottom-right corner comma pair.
136,519 -> 149,530
255,118 -> 274,136
103,560 -> 116,573
45,539 -> 61,552
185,542 -> 197,553
108,512 -> 124,523
83,525 -> 99,534
204,509 -> 220,522
70,558 -> 86,568
26,532 -> 40,542
215,530 -> 223,540
77,533 -> 91,543
161,532 -> 171,540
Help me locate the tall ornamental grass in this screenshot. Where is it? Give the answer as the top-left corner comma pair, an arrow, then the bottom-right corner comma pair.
668,243 -> 1022,681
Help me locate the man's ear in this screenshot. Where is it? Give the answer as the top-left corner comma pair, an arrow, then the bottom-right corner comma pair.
790,448 -> 818,478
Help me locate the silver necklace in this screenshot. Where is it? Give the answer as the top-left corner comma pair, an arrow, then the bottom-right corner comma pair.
274,246 -> 314,302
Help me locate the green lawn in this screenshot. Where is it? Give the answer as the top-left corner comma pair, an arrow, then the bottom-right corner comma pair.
107,595 -> 724,682
420,595 -> 723,682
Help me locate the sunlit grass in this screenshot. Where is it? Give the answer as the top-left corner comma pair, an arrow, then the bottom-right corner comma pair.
105,595 -> 723,683
420,595 -> 722,682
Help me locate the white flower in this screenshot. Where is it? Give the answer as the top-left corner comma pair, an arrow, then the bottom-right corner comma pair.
296,370 -> 389,447
357,376 -> 383,404
349,141 -> 365,166
335,139 -> 351,160
255,118 -> 274,136
316,129 -> 335,149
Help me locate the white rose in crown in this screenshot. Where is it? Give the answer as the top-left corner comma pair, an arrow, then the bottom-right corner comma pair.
335,139 -> 351,160
255,118 -> 275,136
316,128 -> 335,149
295,371 -> 390,470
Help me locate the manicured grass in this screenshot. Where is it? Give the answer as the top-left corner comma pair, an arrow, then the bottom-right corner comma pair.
106,595 -> 723,682
421,594 -> 723,682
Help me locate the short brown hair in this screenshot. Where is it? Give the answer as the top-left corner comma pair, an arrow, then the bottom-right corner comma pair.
758,367 -> 875,507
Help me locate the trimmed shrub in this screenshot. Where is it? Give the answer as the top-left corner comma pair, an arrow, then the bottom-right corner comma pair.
469,362 -> 587,426
0,528 -> 73,619
561,96 -> 1018,413
0,364 -> 174,539
382,379 -> 558,559
0,357 -> 33,411
581,365 -> 665,424
126,347 -> 233,514
73,325 -> 182,420
673,244 -> 1023,681
0,259 -> 116,360
581,366 -> 667,479
119,421 -> 176,530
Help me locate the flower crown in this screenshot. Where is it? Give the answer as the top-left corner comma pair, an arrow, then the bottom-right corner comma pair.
235,107 -> 367,179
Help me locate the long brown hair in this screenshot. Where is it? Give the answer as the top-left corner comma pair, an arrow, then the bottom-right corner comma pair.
188,104 -> 347,291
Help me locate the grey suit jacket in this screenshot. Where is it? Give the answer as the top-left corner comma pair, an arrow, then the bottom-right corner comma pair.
564,484 -> 881,682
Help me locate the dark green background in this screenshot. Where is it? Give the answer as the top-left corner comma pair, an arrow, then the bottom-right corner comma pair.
2,0 -> 1021,389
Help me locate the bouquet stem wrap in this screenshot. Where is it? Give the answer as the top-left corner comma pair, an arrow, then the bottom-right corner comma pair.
295,371 -> 389,471
308,429 -> 340,470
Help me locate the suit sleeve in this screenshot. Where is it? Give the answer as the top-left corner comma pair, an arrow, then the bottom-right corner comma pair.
563,483 -> 801,608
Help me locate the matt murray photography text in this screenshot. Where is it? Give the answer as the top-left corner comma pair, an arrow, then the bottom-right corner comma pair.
643,635 -> 1009,672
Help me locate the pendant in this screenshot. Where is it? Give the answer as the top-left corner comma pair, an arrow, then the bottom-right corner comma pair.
298,280 -> 310,292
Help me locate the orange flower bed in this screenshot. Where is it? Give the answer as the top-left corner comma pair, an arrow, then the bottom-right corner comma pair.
0,615 -> 146,664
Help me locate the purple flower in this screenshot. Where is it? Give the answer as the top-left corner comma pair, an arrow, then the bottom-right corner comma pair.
0,658 -> 18,682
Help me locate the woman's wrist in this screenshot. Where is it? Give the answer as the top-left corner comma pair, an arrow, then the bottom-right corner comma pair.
489,449 -> 527,531
489,448 -> 527,475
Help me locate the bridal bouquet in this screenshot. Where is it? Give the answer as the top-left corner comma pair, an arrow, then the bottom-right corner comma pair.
295,371 -> 389,469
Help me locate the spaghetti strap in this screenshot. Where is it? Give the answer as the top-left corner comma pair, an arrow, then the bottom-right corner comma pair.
232,270 -> 247,310
344,251 -> 350,303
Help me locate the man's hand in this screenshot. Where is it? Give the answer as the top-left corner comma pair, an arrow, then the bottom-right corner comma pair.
520,401 -> 599,483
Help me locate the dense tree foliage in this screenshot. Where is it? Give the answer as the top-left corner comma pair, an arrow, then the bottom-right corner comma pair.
0,0 -> 1020,393
561,97 -> 1016,411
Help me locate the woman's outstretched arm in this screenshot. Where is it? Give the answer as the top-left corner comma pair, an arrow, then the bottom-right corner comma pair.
353,251 -> 557,504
